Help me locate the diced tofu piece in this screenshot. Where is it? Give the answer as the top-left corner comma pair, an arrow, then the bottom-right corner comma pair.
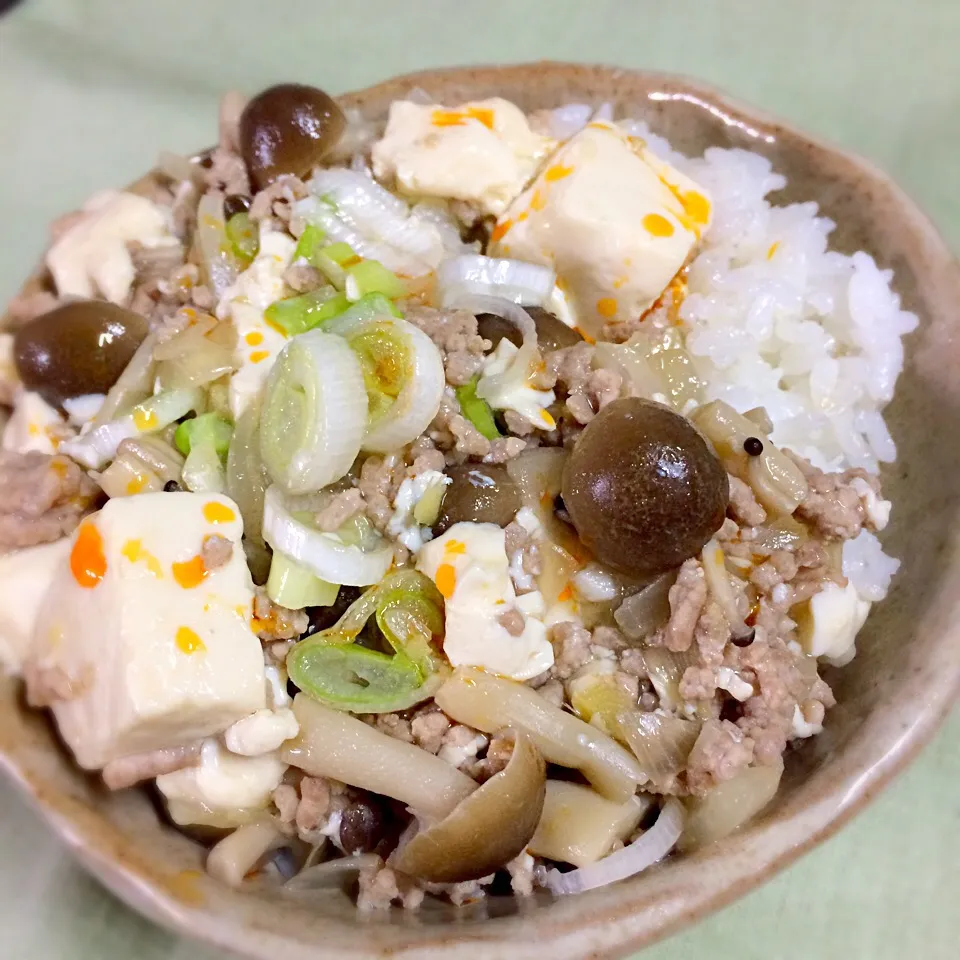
795,580 -> 871,665
2,391 -> 70,455
0,539 -> 71,674
27,492 -> 265,769
490,121 -> 712,338
372,98 -> 555,217
417,522 -> 554,680
157,738 -> 287,827
387,469 -> 451,552
46,190 -> 177,304
476,339 -> 556,430
218,227 -> 296,418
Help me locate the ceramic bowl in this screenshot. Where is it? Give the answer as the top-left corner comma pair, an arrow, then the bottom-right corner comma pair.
1,63 -> 959,960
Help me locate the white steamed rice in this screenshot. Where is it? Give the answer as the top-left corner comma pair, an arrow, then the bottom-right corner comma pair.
548,105 -> 915,604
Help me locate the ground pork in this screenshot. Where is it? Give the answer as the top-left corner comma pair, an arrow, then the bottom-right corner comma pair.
357,453 -> 404,530
405,305 -> 489,386
200,534 -> 233,570
484,436 -> 527,463
550,621 -> 594,680
653,558 -> 707,653
469,732 -> 514,782
685,719 -> 756,795
428,393 -> 491,460
438,724 -> 489,771
497,607 -> 526,636
565,368 -> 623,425
0,452 -> 99,550
315,488 -> 365,532
253,586 -> 308,641
249,174 -> 307,223
735,634 -> 809,765
788,452 -> 874,540
102,742 -> 201,790
358,860 -> 426,911
204,92 -> 250,196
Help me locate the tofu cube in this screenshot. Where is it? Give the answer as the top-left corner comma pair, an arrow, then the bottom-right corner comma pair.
491,121 -> 712,338
28,492 -> 265,769
372,98 -> 555,217
0,539 -> 71,674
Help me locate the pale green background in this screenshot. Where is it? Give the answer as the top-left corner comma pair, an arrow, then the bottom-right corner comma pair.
0,1 -> 957,958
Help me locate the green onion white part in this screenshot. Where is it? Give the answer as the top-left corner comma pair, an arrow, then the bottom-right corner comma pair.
259,330 -> 368,494
61,387 -> 203,469
437,254 -> 556,307
262,485 -> 394,586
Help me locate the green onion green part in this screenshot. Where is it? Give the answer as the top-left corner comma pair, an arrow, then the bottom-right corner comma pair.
455,376 -> 502,440
264,288 -> 352,338
174,413 -> 234,457
225,212 -> 259,267
266,551 -> 340,610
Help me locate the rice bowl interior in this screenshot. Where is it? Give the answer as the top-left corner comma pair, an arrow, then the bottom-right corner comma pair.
0,64 -> 957,958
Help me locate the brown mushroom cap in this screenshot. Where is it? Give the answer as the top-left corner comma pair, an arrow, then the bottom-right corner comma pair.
390,731 -> 546,883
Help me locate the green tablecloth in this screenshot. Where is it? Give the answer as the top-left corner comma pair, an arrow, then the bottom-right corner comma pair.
1,2 -> 957,957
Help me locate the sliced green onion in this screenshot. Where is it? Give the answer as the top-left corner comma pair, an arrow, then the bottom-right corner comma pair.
267,551 -> 340,609
456,376 -> 501,440
314,242 -> 361,290
345,259 -> 407,301
259,332 -> 368,494
318,293 -> 402,335
175,412 -> 233,457
264,288 -> 351,338
60,387 -> 204,470
225,212 -> 259,267
287,643 -> 428,713
285,568 -> 447,713
293,224 -> 326,264
182,440 -> 226,493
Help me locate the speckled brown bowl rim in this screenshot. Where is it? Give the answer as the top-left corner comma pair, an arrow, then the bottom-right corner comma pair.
2,62 -> 959,960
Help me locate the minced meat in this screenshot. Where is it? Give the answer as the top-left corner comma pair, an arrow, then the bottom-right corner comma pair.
0,452 -> 99,551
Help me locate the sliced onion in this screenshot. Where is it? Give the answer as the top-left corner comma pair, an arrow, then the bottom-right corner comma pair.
92,332 -> 158,427
227,399 -> 269,544
284,854 -> 381,893
701,539 -> 750,639
62,387 -> 202,469
437,255 -> 556,307
196,190 -> 239,298
263,485 -> 393,586
542,798 -> 685,895
259,331 -> 368,494
298,169 -> 462,275
325,317 -> 443,454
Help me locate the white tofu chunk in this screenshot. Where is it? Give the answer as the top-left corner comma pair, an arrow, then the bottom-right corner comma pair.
28,492 -> 265,769
490,121 -> 712,338
218,227 -> 296,418
796,580 -> 871,664
372,98 -> 555,217
157,738 -> 287,826
2,391 -> 70,455
46,190 -> 177,304
417,522 -> 554,680
0,539 -> 71,674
